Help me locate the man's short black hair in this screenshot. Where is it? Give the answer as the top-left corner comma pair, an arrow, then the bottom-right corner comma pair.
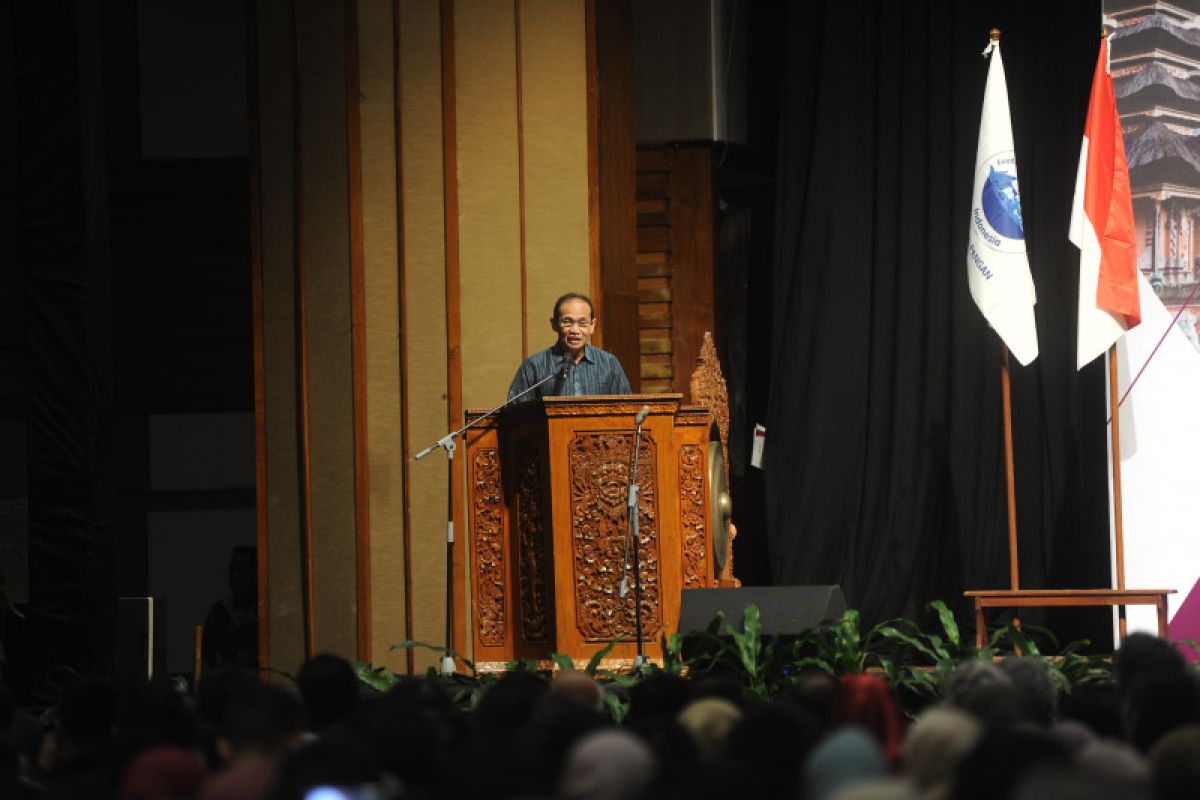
552,292 -> 595,320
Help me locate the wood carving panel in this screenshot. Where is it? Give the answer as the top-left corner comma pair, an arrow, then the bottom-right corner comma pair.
515,441 -> 551,645
690,333 -> 730,468
678,443 -> 707,588
471,448 -> 506,647
568,432 -> 663,642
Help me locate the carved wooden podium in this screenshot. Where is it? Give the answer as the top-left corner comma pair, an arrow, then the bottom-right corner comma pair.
462,394 -> 721,666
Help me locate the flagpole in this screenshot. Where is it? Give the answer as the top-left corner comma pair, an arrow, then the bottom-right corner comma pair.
1108,344 -> 1128,636
1001,345 -> 1020,590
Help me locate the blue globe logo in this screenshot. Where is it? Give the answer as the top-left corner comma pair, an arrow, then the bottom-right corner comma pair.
981,165 -> 1024,241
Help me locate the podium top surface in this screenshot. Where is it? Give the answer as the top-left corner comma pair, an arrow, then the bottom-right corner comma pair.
466,393 -> 705,423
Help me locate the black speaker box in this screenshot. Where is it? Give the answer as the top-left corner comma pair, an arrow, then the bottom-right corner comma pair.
678,586 -> 846,635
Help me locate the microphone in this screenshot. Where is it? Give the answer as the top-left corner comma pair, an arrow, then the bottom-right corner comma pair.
634,405 -> 650,426
560,353 -> 572,379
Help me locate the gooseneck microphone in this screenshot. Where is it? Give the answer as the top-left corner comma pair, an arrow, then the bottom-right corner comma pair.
634,405 -> 651,426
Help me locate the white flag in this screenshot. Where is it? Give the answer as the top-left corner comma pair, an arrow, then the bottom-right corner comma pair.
967,38 -> 1039,365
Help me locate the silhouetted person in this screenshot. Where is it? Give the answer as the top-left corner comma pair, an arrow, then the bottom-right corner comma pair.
202,547 -> 258,671
999,656 -> 1058,728
295,654 -> 359,733
201,683 -> 306,800
41,675 -> 119,799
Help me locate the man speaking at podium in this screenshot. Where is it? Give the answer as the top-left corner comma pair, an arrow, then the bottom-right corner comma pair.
507,292 -> 631,401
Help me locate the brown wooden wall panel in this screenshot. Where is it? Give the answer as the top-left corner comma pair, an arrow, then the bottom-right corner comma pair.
638,276 -> 670,302
640,329 -> 670,353
640,302 -> 669,325
397,0 -> 451,673
519,0 -> 590,362
636,171 -> 669,197
668,146 -> 715,385
637,198 -> 667,214
254,0 -> 305,675
636,226 -> 671,252
636,148 -> 669,171
634,144 -> 716,394
635,146 -> 671,389
592,0 -> 638,383
357,0 -> 405,670
640,354 -> 671,378
247,0 -> 605,672
296,0 -> 358,659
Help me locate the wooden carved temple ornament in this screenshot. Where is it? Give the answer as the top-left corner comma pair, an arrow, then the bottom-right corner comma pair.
461,391 -> 723,666
688,332 -> 739,588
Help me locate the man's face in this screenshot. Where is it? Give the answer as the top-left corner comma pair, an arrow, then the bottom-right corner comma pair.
552,298 -> 596,357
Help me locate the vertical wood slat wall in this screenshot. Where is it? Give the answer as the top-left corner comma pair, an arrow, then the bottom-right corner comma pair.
252,0 -> 596,673
635,144 -> 716,395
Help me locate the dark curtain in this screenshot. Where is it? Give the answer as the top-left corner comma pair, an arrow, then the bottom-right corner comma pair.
12,0 -> 117,682
766,1 -> 1114,636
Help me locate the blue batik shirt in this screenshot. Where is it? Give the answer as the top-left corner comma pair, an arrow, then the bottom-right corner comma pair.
507,342 -> 632,401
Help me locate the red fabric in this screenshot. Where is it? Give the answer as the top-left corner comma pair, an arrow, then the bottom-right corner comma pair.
1082,37 -> 1140,328
119,746 -> 207,800
829,673 -> 905,768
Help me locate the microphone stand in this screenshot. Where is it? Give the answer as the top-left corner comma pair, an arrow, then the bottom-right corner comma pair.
619,408 -> 649,670
413,358 -> 569,675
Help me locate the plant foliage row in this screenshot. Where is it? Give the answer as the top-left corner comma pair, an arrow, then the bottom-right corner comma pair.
353,600 -> 1115,721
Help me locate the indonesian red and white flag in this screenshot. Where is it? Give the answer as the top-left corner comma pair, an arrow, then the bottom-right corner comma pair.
1069,35 -> 1141,370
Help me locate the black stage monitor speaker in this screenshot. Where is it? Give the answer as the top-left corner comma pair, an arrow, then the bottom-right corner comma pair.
679,586 -> 846,635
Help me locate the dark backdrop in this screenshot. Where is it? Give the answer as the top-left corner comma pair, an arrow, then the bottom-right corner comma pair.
765,1 -> 1114,641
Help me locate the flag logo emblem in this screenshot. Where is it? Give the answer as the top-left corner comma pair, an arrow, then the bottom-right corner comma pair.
973,152 -> 1025,253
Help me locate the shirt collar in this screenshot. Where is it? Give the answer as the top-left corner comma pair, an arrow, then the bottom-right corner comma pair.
553,342 -> 594,363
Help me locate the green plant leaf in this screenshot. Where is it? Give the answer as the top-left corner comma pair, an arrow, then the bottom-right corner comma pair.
353,661 -> 400,692
791,656 -> 836,676
602,689 -> 629,724
877,624 -> 941,665
930,600 -> 961,650
549,653 -> 576,673
659,631 -> 685,676
1002,625 -> 1040,657
584,638 -> 620,676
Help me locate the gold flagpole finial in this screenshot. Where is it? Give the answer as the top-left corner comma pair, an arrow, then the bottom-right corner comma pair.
1101,24 -> 1113,39
982,28 -> 1002,56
